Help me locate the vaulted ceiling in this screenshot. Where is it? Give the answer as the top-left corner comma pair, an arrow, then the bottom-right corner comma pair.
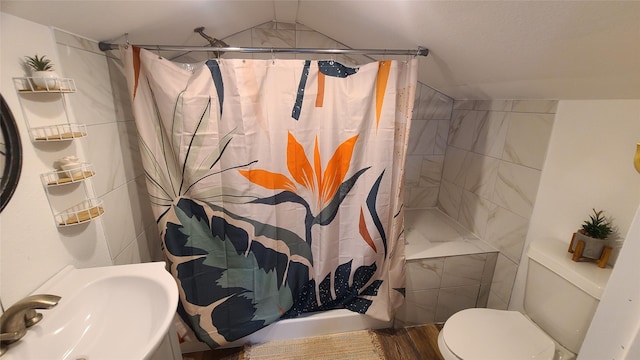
2,1 -> 639,100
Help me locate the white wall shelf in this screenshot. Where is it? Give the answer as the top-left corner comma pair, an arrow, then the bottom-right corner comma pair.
14,76 -> 103,228
54,198 -> 105,227
41,163 -> 96,187
13,76 -> 77,93
30,123 -> 87,142
13,76 -> 86,142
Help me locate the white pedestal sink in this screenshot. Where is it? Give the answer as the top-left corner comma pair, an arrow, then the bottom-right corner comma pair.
2,262 -> 180,360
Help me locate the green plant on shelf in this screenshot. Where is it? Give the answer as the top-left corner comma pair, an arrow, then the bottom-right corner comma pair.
25,54 -> 54,72
581,208 -> 613,240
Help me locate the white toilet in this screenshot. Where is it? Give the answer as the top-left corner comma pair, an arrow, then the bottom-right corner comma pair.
437,239 -> 611,360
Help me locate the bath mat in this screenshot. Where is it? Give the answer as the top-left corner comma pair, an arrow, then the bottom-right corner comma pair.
245,329 -> 385,359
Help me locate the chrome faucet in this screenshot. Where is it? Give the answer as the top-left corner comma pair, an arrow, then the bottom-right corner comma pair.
0,294 -> 61,355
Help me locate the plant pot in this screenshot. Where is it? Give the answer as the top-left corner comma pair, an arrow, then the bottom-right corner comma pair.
31,71 -> 60,90
570,230 -> 609,259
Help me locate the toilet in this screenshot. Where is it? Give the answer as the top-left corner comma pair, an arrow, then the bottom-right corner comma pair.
437,239 -> 611,360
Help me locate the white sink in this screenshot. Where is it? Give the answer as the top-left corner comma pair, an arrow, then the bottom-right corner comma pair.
2,262 -> 179,360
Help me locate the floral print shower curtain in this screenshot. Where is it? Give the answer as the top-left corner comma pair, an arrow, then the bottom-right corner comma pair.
121,47 -> 417,348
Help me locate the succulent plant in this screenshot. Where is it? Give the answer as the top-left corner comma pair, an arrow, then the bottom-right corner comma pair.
25,54 -> 54,72
581,208 -> 613,239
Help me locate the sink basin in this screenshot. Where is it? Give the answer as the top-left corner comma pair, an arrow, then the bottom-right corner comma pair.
2,262 -> 178,360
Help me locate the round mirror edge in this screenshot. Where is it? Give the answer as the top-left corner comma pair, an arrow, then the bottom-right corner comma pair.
0,93 -> 23,213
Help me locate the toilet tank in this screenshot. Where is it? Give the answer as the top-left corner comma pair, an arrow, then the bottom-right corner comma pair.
524,239 -> 612,354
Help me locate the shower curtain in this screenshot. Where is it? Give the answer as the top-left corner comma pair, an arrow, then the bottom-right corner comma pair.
122,47 -> 417,348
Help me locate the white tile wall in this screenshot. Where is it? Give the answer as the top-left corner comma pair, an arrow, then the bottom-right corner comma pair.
54,30 -> 157,265
438,100 -> 557,308
396,252 -> 497,327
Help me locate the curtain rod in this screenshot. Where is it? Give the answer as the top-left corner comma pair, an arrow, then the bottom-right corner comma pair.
98,42 -> 429,57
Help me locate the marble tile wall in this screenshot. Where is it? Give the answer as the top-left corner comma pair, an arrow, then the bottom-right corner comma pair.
437,100 -> 558,309
395,252 -> 498,327
54,30 -> 163,265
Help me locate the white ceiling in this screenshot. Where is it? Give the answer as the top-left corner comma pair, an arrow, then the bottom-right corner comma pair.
2,0 -> 639,100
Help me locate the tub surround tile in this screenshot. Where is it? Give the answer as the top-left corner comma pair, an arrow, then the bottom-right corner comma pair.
458,191 -> 495,238
493,162 -> 541,219
296,23 -> 313,31
419,156 -> 445,187
470,111 -> 508,158
86,122 -> 127,196
254,21 -> 277,29
476,100 -> 513,112
503,112 -> 554,170
223,28 -> 253,47
481,252 -> 498,284
487,291 -> 509,310
477,284 -> 491,308
452,100 -> 476,110
407,258 -> 444,290
276,22 -> 296,30
113,238 -> 142,265
129,176 -> 157,234
463,153 -> 499,200
437,180 -> 463,219
101,183 -> 138,260
252,28 -> 296,48
295,30 -> 338,49
55,29 -> 102,54
453,100 -> 513,112
435,285 -> 480,322
106,57 -> 135,122
407,120 -> 438,155
511,100 -> 558,114
491,254 -> 519,304
117,121 -> 144,181
144,223 -> 164,262
407,186 -> 439,208
448,110 -> 478,151
414,85 -> 453,120
404,155 -> 423,187
441,146 -> 469,186
441,254 -> 486,287
56,44 -> 118,126
434,120 -> 450,155
396,289 -> 438,326
485,206 -> 529,263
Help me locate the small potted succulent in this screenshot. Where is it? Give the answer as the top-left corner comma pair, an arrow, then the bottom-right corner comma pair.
25,54 -> 60,89
569,208 -> 613,260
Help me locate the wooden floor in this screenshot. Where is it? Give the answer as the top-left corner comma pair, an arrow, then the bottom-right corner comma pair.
182,324 -> 444,360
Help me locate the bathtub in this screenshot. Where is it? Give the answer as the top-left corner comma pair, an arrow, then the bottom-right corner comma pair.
180,309 -> 391,352
182,207 -> 496,352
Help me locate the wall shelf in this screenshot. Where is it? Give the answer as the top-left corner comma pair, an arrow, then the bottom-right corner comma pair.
13,77 -> 86,143
31,124 -> 87,142
55,199 -> 104,227
41,163 -> 96,187
13,77 -> 77,93
14,76 -> 103,228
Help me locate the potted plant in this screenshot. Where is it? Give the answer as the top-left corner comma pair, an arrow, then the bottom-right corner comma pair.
25,54 -> 60,89
569,208 -> 613,260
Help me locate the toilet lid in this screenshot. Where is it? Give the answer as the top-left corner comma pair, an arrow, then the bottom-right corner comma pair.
441,308 -> 556,360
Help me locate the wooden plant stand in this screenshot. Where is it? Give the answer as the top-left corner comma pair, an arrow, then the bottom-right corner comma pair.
568,232 -> 612,268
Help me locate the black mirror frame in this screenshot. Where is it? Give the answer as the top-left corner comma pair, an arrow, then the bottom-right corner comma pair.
0,94 -> 23,212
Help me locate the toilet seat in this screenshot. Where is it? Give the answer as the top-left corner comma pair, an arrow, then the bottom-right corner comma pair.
440,308 -> 556,360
